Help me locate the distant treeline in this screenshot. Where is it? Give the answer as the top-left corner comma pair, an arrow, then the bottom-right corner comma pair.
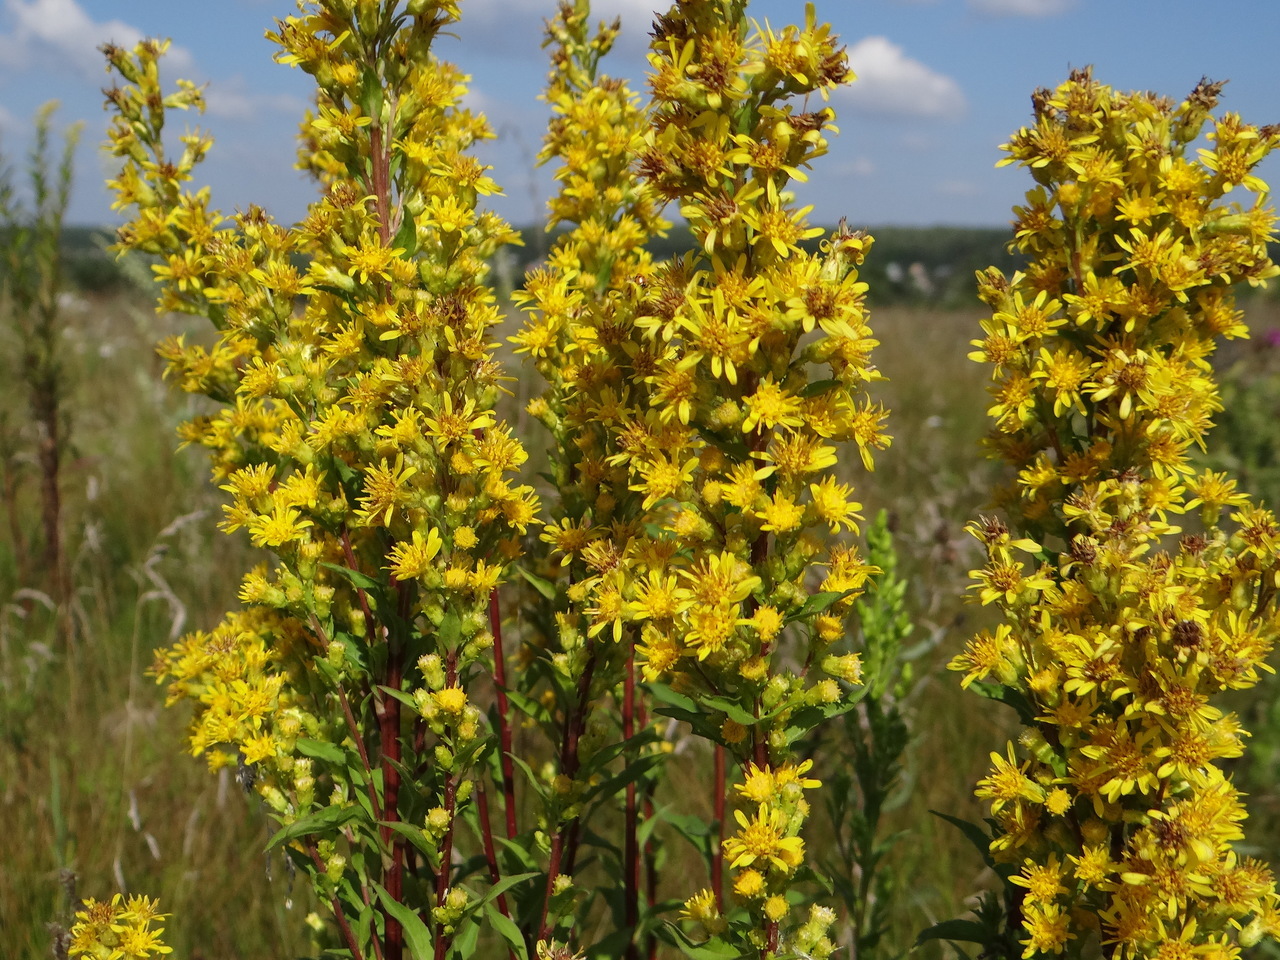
54,224 -> 1280,307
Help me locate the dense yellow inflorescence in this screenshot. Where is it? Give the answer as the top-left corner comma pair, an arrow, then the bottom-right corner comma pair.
525,1 -> 884,953
953,68 -> 1280,959
103,1 -> 536,948
68,895 -> 171,960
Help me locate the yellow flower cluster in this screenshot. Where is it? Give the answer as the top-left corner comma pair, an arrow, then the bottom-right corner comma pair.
105,2 -> 536,951
68,895 -> 171,960
608,0 -> 881,949
518,2 -> 884,951
953,68 -> 1280,959
512,0 -> 668,681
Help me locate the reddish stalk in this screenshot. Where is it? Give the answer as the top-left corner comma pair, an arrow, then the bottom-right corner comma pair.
340,527 -> 378,646
369,121 -> 392,244
308,840 -> 366,960
432,772 -> 459,960
338,684 -> 384,823
477,779 -> 516,943
644,784 -> 658,960
489,587 -> 519,840
539,644 -> 599,942
432,652 -> 461,960
379,638 -> 405,960
638,700 -> 658,960
712,744 -> 726,912
623,648 -> 640,960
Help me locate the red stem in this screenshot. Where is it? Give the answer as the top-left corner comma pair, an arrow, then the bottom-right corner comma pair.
340,528 -> 379,647
308,840 -> 366,960
432,773 -> 458,960
432,653 -> 460,960
477,780 -> 517,953
712,744 -> 726,912
538,832 -> 565,946
338,684 -> 384,823
623,649 -> 640,960
380,635 -> 404,960
539,645 -> 599,943
489,587 -> 519,840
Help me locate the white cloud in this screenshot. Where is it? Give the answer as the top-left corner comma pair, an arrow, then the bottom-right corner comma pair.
0,0 -> 194,77
841,36 -> 966,120
968,0 -> 1076,17
936,179 -> 980,197
204,79 -> 308,121
837,157 -> 876,177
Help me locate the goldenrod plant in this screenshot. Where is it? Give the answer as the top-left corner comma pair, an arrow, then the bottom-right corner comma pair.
101,0 -> 889,956
105,5 -> 536,958
940,68 -> 1280,960
511,2 -> 672,954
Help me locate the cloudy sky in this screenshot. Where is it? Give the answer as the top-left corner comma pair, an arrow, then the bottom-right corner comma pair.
2,0 -> 1278,229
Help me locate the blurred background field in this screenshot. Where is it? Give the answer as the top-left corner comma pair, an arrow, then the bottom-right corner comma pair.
3,230 -> 1280,959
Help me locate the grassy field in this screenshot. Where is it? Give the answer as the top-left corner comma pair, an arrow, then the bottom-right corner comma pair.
3,279 -> 1280,959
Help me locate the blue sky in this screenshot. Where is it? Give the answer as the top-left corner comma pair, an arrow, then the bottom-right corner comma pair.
2,0 -> 1277,229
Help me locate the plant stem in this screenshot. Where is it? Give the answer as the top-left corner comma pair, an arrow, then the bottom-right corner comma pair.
489,586 -> 519,840
712,743 -> 725,912
380,635 -> 404,960
476,779 -> 517,959
539,642 -> 599,943
308,840 -> 366,960
623,647 -> 639,960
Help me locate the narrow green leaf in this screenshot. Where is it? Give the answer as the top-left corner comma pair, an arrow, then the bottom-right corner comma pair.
266,803 -> 363,851
294,737 -> 345,765
929,810 -> 995,868
374,882 -> 434,960
513,563 -> 558,601
915,918 -> 989,947
483,901 -> 530,960
320,561 -> 382,593
378,684 -> 420,711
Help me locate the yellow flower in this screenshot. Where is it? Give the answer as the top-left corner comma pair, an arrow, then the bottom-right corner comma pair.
722,804 -> 805,873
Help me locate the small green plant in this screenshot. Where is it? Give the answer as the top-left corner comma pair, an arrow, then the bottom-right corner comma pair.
0,101 -> 82,614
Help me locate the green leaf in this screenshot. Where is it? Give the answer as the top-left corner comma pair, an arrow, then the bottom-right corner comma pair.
513,563 -> 558,601
916,918 -> 990,947
801,378 -> 840,399
452,917 -> 480,959
784,589 -> 857,625
294,737 -> 345,766
483,901 -> 530,960
374,882 -> 434,960
929,810 -> 995,868
377,819 -> 436,860
471,870 -> 539,911
697,694 -> 757,726
320,561 -> 383,594
439,610 -> 461,650
378,684 -> 420,712
392,209 -> 418,258
503,689 -> 553,726
968,681 -> 1038,725
661,923 -> 742,959
358,67 -> 384,123
646,682 -> 698,716
266,803 -> 363,851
